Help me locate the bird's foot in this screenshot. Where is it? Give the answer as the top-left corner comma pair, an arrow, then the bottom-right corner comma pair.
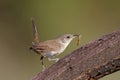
55,58 -> 59,62
42,65 -> 46,72
48,58 -> 59,62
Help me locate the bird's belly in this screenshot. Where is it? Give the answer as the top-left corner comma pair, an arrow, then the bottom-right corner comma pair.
45,44 -> 68,57
56,46 -> 67,55
45,47 -> 66,57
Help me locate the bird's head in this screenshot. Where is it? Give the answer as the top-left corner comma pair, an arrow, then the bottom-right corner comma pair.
56,34 -> 80,45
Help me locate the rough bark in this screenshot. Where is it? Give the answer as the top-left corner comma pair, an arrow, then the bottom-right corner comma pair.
32,29 -> 120,80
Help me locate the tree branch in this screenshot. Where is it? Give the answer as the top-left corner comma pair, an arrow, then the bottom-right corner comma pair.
32,29 -> 120,80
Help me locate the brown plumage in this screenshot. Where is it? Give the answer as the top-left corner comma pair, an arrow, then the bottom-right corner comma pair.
30,18 -> 81,71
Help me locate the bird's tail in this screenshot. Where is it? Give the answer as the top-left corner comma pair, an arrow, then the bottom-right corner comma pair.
31,18 -> 40,44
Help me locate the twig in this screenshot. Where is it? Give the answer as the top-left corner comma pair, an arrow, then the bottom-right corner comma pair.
32,29 -> 120,80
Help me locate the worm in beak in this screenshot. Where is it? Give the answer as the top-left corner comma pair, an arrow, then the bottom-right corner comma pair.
74,34 -> 82,46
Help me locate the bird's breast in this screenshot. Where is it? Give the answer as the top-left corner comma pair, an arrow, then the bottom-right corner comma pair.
55,43 -> 69,54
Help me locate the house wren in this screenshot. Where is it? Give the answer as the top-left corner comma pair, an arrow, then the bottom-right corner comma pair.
29,19 -> 81,71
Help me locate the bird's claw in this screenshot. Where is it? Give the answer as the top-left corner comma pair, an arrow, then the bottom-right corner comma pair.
48,58 -> 59,62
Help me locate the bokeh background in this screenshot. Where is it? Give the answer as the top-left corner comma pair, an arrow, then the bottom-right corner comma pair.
0,0 -> 120,80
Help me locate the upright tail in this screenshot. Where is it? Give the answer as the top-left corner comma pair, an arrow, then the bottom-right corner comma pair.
31,18 -> 40,44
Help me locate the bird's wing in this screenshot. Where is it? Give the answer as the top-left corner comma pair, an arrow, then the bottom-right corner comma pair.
35,45 -> 51,53
37,40 -> 62,52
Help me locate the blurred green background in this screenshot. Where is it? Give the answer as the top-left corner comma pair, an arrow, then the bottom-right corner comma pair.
0,0 -> 120,80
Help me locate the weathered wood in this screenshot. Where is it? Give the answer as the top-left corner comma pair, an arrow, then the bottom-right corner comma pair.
32,29 -> 120,80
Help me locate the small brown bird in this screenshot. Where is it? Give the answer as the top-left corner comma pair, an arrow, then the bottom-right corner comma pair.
29,19 -> 81,71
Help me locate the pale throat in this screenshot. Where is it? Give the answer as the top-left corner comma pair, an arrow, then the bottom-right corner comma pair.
54,38 -> 73,54
60,38 -> 72,49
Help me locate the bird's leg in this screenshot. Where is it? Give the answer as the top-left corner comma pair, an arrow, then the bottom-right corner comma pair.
45,53 -> 60,62
48,56 -> 59,62
40,56 -> 45,71
48,58 -> 59,62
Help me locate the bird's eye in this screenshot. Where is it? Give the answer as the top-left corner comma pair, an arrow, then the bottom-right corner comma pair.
67,36 -> 70,38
